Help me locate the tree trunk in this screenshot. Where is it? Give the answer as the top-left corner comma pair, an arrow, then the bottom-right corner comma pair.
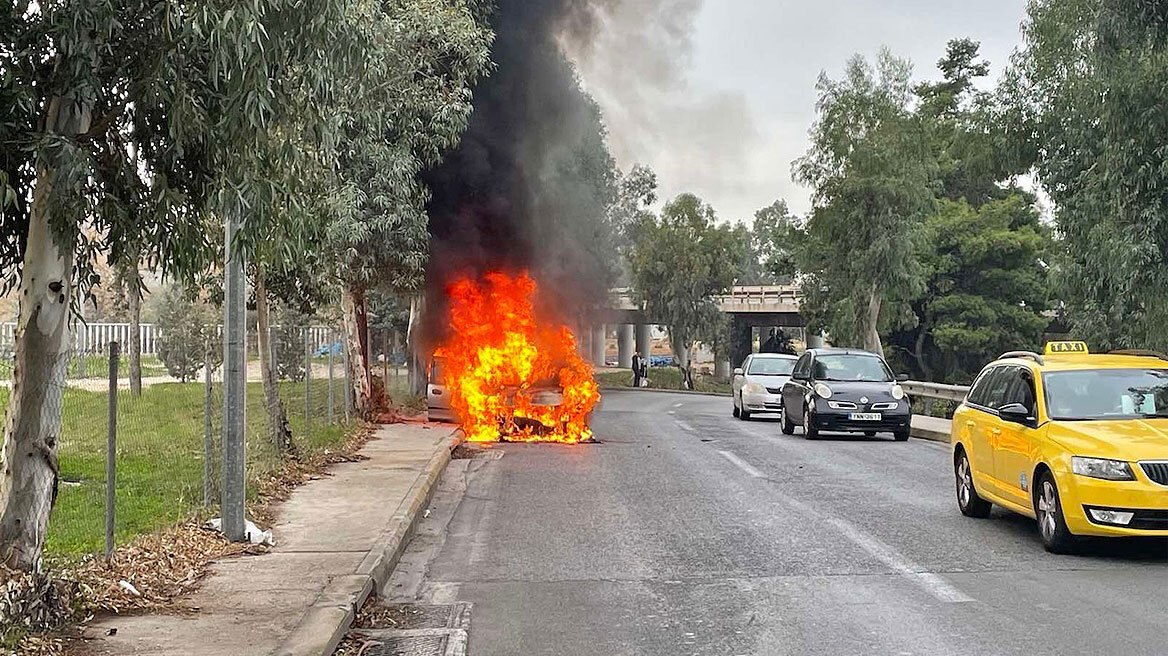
864,287 -> 884,355
407,295 -> 427,397
913,321 -> 933,381
342,284 -> 372,417
0,91 -> 91,570
670,330 -> 694,390
126,262 -> 142,398
255,271 -> 293,455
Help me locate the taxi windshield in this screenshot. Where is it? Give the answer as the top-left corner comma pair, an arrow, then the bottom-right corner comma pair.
1043,368 -> 1168,420
813,355 -> 893,382
747,358 -> 795,376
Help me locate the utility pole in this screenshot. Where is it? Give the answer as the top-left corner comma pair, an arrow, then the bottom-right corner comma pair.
221,209 -> 246,542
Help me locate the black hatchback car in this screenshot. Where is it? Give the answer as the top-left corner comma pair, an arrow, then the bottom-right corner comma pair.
780,348 -> 912,441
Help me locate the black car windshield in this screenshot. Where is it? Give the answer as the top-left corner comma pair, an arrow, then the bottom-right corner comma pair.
813,355 -> 893,382
748,358 -> 796,376
1043,368 -> 1168,420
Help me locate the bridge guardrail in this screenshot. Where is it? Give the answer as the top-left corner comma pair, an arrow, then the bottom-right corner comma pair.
902,381 -> 970,402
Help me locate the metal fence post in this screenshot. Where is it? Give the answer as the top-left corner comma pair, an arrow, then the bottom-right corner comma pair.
304,327 -> 311,428
327,329 -> 335,424
383,328 -> 389,393
221,209 -> 246,542
204,339 -> 213,507
105,341 -> 119,560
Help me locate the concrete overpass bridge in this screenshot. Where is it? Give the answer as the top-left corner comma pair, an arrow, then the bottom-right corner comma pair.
580,285 -> 810,371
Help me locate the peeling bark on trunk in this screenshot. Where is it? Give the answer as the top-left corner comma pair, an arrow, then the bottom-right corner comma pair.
864,287 -> 884,355
407,295 -> 427,397
255,272 -> 293,456
341,285 -> 372,418
670,330 -> 695,390
0,92 -> 90,570
126,262 -> 142,398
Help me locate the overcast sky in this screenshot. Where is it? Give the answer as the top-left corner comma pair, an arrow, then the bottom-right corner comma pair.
573,0 -> 1030,224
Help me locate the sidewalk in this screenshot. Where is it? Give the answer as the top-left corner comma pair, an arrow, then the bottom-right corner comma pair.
84,421 -> 459,656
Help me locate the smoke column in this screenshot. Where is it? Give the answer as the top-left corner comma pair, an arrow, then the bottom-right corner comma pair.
424,0 -> 620,343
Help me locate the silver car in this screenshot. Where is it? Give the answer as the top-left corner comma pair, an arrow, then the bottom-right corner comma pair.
732,353 -> 798,420
427,357 -> 456,423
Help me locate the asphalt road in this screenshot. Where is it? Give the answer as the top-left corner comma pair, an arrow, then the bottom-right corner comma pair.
393,390 -> 1168,656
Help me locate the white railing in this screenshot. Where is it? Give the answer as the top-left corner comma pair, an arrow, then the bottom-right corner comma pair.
0,322 -> 337,356
610,284 -> 803,312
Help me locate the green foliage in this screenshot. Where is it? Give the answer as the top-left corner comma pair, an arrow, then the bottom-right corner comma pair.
155,287 -> 217,383
629,193 -> 742,354
794,49 -> 938,350
325,0 -> 493,295
274,306 -> 310,382
752,200 -> 803,281
1006,0 -> 1168,350
890,197 -> 1051,382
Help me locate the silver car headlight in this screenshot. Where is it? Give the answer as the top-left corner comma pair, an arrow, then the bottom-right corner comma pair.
814,383 -> 833,399
1071,457 -> 1135,481
743,382 -> 766,394
891,384 -> 905,400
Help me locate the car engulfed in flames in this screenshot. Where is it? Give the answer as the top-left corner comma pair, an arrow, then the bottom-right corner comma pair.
436,272 -> 600,443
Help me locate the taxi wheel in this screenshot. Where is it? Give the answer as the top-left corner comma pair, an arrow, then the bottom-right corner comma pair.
781,406 -> 795,435
1035,472 -> 1077,554
955,450 -> 992,518
803,405 -> 818,440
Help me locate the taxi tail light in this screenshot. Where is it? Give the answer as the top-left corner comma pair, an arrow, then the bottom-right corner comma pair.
1086,507 -> 1135,526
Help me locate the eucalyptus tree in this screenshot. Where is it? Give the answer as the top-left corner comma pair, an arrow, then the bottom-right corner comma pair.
1006,0 -> 1168,349
325,0 -> 492,416
0,0 -> 356,568
794,49 -> 938,354
629,193 -> 741,389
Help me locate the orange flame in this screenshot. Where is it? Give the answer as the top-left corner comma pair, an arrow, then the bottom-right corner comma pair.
438,272 -> 601,443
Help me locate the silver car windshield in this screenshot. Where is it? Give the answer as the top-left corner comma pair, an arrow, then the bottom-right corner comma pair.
747,358 -> 795,375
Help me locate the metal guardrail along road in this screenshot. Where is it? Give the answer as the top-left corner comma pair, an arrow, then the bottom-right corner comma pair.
901,380 -> 970,402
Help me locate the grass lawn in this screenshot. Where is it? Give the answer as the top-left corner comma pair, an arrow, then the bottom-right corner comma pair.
596,367 -> 733,395
0,377 -> 359,557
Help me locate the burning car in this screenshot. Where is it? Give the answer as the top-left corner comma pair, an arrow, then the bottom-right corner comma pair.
433,272 -> 601,443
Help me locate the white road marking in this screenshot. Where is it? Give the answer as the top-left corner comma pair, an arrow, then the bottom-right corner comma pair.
675,419 -> 695,432
824,517 -> 974,603
718,450 -> 765,478
673,402 -> 684,408
715,447 -> 975,604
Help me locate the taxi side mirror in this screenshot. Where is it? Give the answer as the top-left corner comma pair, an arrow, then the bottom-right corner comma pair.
999,403 -> 1034,426
733,368 -> 744,377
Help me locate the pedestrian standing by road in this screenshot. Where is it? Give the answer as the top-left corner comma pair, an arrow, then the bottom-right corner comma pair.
632,351 -> 644,388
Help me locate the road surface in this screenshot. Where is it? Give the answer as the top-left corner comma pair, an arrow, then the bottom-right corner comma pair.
385,390 -> 1168,656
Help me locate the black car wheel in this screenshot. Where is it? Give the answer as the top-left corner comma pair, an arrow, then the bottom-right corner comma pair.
740,406 -> 752,421
1035,471 -> 1077,554
781,405 -> 795,435
864,430 -> 876,437
894,429 -> 910,442
733,400 -> 740,418
955,449 -> 992,518
803,404 -> 818,439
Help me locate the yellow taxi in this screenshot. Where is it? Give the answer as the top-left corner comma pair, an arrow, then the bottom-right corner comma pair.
951,341 -> 1168,553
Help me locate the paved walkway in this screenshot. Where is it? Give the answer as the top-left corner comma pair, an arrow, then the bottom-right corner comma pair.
85,421 -> 459,656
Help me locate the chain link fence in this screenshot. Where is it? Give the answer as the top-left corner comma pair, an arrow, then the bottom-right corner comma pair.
0,322 -> 362,559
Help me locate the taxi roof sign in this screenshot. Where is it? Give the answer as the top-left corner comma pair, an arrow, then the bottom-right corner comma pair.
1044,341 -> 1089,356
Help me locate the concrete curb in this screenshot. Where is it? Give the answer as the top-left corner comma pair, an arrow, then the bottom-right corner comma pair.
270,431 -> 459,656
600,385 -> 731,398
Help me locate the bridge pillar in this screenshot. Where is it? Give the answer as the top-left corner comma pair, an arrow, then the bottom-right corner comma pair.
730,316 -> 752,370
806,333 -> 826,349
635,324 -> 652,367
617,324 -> 634,368
591,324 -> 607,368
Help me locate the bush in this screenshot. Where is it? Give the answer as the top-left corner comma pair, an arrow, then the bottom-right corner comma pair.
155,287 -> 219,382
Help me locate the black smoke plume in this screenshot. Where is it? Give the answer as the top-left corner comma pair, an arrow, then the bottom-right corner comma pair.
423,0 -> 619,344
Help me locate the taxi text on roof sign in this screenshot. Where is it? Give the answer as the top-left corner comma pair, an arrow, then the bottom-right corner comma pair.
1044,341 -> 1089,355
